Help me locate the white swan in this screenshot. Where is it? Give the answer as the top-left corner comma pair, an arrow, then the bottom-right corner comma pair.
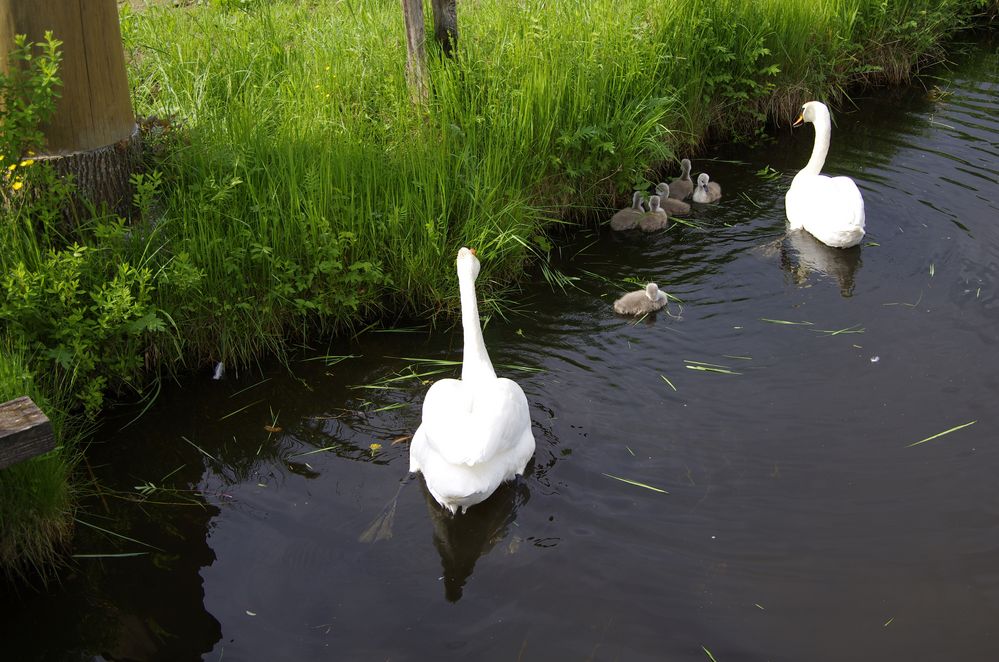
668,158 -> 694,200
785,101 -> 865,248
613,282 -> 668,315
692,173 -> 722,203
639,195 -> 669,232
409,247 -> 536,514
654,183 -> 691,215
610,191 -> 645,231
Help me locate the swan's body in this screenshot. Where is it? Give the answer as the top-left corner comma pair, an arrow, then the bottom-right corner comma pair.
692,173 -> 722,203
668,159 -> 694,200
610,191 -> 645,231
655,183 -> 691,215
410,248 -> 536,514
785,101 -> 865,248
613,282 -> 668,315
639,195 -> 669,232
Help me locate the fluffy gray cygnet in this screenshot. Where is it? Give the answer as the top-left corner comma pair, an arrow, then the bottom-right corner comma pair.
668,158 -> 694,200
610,191 -> 645,231
654,183 -> 691,214
613,282 -> 668,315
639,195 -> 669,232
693,172 -> 722,203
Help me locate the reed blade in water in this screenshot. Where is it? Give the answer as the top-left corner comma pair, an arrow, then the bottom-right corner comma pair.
907,420 -> 977,447
760,318 -> 814,326
74,518 -> 165,552
602,473 -> 669,494
811,324 -> 865,335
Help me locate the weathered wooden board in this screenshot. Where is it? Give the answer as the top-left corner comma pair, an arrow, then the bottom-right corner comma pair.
0,396 -> 55,470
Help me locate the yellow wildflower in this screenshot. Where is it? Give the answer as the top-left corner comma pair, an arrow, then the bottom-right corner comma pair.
20,159 -> 34,167
11,180 -> 23,191
369,443 -> 382,452
7,163 -> 16,171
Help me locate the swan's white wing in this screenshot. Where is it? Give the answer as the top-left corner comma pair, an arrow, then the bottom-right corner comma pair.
786,174 -> 865,248
419,377 -> 531,467
830,176 -> 865,228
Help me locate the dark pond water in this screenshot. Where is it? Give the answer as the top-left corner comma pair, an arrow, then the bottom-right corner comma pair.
4,42 -> 999,662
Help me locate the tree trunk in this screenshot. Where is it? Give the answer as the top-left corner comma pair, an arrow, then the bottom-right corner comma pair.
430,0 -> 457,58
401,0 -> 428,103
0,0 -> 139,218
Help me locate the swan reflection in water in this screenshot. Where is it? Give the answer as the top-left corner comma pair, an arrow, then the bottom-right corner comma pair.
358,471 -> 531,602
759,229 -> 863,297
421,475 -> 531,602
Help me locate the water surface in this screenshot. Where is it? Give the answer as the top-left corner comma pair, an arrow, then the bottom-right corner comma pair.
4,42 -> 998,662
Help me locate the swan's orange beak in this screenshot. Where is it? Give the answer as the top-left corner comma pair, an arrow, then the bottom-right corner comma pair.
468,248 -> 477,256
792,113 -> 804,128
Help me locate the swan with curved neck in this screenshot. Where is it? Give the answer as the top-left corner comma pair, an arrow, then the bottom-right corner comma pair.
785,101 -> 865,248
409,247 -> 536,514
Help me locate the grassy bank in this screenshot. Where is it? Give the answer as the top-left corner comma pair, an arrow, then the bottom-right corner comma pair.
0,342 -> 76,580
0,0 -> 991,577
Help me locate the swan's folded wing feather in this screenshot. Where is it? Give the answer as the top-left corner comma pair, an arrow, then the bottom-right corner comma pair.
830,176 -> 865,229
420,378 -> 531,467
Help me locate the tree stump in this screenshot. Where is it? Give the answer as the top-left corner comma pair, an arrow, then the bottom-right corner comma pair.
431,0 -> 458,58
0,0 -> 140,218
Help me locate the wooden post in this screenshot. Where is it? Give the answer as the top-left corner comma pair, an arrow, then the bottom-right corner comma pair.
0,396 -> 55,470
430,0 -> 457,58
401,0 -> 428,102
0,0 -> 140,217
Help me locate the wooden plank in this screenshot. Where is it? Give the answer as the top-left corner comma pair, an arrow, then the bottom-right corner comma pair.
0,396 -> 55,470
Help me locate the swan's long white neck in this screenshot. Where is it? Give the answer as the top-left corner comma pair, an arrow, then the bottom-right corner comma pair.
802,114 -> 831,176
459,270 -> 496,383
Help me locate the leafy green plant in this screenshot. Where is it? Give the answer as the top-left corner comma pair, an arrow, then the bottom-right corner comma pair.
0,32 -> 73,261
1,241 -> 168,417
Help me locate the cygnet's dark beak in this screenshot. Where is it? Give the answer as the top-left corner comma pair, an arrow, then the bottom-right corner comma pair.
469,248 -> 477,256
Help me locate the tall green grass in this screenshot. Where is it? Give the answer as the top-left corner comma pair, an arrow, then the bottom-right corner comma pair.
113,0 -> 988,363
